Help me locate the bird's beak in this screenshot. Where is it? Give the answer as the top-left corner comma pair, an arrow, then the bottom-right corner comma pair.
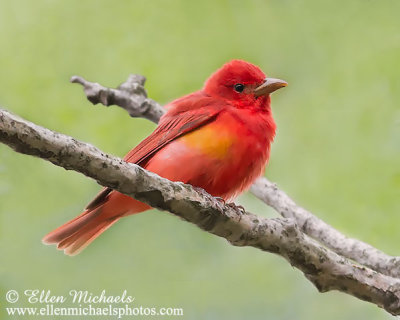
254,78 -> 288,96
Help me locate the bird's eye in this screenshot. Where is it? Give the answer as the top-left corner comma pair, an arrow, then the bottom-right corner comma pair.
234,83 -> 245,93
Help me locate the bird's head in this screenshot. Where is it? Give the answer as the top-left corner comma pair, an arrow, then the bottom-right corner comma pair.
203,59 -> 287,109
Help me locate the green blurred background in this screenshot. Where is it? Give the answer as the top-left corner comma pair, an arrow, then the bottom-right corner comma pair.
0,0 -> 399,319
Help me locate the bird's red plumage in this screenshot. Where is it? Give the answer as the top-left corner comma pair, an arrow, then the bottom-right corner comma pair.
43,60 -> 282,255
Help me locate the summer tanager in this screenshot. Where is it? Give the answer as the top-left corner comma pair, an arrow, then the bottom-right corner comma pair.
43,60 -> 287,255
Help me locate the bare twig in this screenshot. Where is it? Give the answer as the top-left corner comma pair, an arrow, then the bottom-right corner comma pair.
70,75 -> 164,123
1,107 -> 400,315
70,74 -> 400,278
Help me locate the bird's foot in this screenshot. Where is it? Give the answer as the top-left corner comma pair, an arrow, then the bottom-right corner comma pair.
214,197 -> 245,215
215,196 -> 226,204
228,203 -> 246,214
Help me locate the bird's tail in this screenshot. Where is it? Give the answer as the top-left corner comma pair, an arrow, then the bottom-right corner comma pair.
42,207 -> 120,256
42,191 -> 150,256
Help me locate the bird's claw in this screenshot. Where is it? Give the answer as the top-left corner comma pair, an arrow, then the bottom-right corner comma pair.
215,196 -> 226,204
229,203 -> 246,214
214,197 -> 245,215
235,204 -> 246,213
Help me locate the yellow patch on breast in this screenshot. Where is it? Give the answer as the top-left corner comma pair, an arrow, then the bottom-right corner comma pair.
180,124 -> 235,159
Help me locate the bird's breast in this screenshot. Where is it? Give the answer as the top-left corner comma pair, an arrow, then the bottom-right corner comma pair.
179,121 -> 236,159
146,110 -> 274,200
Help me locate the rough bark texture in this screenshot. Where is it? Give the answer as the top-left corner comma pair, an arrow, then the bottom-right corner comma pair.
0,74 -> 399,315
251,178 -> 400,278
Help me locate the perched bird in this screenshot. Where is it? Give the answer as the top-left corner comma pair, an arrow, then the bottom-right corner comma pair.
43,60 -> 287,255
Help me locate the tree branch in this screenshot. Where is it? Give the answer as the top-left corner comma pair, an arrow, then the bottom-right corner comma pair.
2,107 -> 400,315
70,74 -> 400,279
70,75 -> 164,123
250,178 -> 400,278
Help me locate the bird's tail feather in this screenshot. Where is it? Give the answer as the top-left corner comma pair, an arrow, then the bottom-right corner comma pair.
42,206 -> 119,256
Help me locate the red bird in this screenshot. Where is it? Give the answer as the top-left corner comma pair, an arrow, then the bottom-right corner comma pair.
43,60 -> 287,255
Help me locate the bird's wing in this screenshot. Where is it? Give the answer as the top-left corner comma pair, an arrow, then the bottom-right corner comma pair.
85,92 -> 224,210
